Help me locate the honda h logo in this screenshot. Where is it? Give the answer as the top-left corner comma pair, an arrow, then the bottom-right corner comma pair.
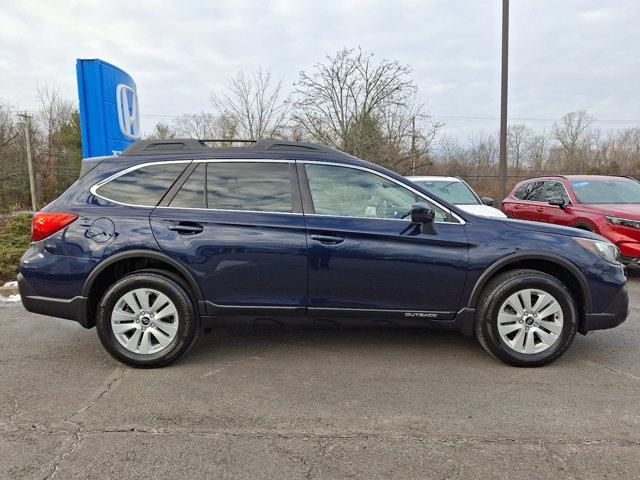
116,84 -> 140,140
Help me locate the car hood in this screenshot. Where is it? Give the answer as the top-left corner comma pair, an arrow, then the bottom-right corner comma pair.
575,204 -> 640,219
457,204 -> 507,218
498,217 -> 605,241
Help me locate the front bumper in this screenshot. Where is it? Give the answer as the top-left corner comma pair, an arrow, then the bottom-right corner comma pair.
581,283 -> 629,334
17,273 -> 90,327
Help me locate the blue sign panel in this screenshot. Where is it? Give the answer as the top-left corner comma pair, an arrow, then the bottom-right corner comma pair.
76,59 -> 140,158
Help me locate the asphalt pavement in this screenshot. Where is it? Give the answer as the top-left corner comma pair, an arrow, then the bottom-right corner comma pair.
1,275 -> 639,479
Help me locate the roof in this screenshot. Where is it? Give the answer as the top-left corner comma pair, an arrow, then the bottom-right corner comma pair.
120,138 -> 350,158
516,174 -> 635,183
562,175 -> 635,181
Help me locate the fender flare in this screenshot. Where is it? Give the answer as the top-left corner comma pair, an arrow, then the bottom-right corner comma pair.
467,251 -> 592,313
82,249 -> 204,301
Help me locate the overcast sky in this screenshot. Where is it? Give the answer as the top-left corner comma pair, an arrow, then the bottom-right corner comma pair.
1,0 -> 639,138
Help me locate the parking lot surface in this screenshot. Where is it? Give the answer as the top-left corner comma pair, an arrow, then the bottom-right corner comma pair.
1,275 -> 639,479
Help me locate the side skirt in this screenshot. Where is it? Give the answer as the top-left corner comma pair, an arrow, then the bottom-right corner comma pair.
200,307 -> 476,337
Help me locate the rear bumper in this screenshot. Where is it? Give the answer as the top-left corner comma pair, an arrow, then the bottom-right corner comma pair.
581,283 -> 629,334
18,273 -> 90,328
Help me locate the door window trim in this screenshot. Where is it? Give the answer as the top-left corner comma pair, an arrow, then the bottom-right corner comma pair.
299,160 -> 465,225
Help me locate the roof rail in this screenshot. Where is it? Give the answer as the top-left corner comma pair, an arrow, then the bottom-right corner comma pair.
120,138 -> 348,157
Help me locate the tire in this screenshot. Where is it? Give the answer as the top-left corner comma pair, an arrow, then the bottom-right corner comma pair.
475,269 -> 577,367
96,272 -> 197,368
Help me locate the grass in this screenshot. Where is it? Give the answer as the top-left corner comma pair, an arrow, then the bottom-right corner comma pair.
0,213 -> 32,283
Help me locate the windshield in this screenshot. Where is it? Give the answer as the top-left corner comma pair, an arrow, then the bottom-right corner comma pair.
413,180 -> 479,205
570,179 -> 640,204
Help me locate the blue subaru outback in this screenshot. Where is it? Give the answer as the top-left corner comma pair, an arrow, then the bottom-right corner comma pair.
18,139 -> 628,368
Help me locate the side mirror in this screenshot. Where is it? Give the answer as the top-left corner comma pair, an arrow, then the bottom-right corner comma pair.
481,197 -> 495,206
548,196 -> 566,210
410,202 -> 438,235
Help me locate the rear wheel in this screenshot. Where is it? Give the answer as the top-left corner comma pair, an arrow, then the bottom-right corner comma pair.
96,272 -> 197,368
475,269 -> 577,367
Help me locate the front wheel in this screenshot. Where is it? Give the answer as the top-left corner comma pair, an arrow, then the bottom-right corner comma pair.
475,269 -> 577,367
96,272 -> 197,368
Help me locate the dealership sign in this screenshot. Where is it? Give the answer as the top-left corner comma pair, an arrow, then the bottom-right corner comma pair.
76,59 -> 140,158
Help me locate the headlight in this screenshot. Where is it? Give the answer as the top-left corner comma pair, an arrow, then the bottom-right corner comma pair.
605,215 -> 640,229
575,238 -> 620,263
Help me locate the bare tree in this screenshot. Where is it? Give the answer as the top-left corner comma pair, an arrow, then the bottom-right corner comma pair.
211,68 -> 289,139
552,110 -> 596,170
35,85 -> 76,202
291,47 -> 441,171
172,112 -> 236,140
527,131 -> 550,171
36,85 -> 75,150
507,124 -> 532,170
146,122 -> 176,139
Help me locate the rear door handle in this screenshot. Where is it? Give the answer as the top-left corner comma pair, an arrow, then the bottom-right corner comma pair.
536,207 -> 544,212
310,234 -> 344,244
168,222 -> 204,235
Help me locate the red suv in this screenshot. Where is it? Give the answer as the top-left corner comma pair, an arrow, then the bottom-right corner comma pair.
502,175 -> 640,263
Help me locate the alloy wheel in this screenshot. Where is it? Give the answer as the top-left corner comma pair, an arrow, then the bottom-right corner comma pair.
496,288 -> 564,354
110,288 -> 179,355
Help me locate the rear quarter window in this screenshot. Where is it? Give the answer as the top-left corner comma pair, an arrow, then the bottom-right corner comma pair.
513,184 -> 527,200
95,163 -> 188,206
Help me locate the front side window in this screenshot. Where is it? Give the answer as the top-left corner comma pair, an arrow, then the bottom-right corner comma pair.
305,164 -> 450,221
169,161 -> 293,212
95,163 -> 187,206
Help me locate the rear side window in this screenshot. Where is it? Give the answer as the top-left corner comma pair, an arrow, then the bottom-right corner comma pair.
95,163 -> 187,206
170,164 -> 206,208
515,180 -> 545,202
207,162 -> 292,212
169,161 -> 293,213
545,181 -> 570,203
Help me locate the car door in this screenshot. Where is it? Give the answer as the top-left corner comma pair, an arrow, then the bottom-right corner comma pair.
542,180 -> 573,226
150,160 -> 308,315
299,161 -> 469,319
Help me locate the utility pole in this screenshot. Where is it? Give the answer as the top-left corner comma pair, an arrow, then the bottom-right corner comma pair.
411,115 -> 417,174
18,113 -> 37,211
498,0 -> 509,203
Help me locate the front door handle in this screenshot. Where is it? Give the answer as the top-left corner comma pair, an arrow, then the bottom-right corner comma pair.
536,207 -> 544,212
168,222 -> 204,235
310,234 -> 344,244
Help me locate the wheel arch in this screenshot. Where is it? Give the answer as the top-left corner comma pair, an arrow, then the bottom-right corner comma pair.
82,249 -> 204,328
468,252 -> 592,318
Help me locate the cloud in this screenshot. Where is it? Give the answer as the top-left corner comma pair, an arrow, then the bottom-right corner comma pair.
1,0 -> 638,138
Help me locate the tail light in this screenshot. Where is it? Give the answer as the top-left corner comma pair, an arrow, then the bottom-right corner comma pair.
31,212 -> 79,242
